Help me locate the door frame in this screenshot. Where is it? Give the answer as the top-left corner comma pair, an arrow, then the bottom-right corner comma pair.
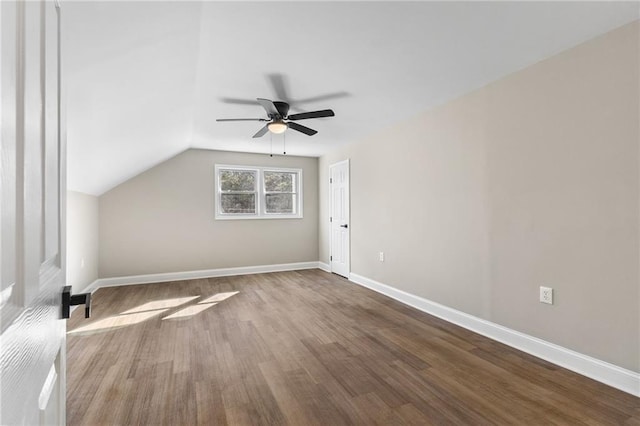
329,159 -> 350,278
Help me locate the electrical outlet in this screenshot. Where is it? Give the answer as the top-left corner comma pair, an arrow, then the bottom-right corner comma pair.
539,286 -> 553,305
379,252 -> 384,262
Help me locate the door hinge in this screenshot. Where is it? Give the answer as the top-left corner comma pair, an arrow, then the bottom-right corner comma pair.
330,255 -> 333,261
330,178 -> 333,183
330,216 -> 332,222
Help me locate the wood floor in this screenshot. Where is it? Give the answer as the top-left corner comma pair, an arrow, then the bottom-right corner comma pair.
67,270 -> 639,425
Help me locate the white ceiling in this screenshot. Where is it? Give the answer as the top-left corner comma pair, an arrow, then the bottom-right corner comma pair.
64,1 -> 639,195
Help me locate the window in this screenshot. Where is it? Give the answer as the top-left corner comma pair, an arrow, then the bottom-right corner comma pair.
215,165 -> 302,219
264,171 -> 297,215
218,169 -> 257,214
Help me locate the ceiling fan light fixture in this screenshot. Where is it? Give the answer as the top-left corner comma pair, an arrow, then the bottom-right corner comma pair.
268,121 -> 288,134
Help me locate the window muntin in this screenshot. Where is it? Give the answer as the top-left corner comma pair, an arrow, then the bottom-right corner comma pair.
215,165 -> 302,219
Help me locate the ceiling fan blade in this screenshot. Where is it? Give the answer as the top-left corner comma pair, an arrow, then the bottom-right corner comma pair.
287,109 -> 335,121
267,73 -> 289,101
252,125 -> 269,138
288,122 -> 317,136
216,118 -> 267,122
293,92 -> 350,104
257,98 -> 279,117
273,101 -> 290,118
220,97 -> 260,105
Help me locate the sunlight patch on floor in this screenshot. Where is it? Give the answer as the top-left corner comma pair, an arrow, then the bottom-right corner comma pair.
162,302 -> 218,320
200,291 -> 239,304
68,309 -> 169,335
162,291 -> 239,320
68,290 -> 241,332
120,296 -> 200,314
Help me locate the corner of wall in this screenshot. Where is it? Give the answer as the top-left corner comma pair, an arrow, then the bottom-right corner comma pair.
66,191 -> 99,294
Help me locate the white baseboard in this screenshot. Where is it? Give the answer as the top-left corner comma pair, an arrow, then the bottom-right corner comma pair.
85,261 -> 323,291
81,279 -> 101,294
317,262 -> 331,273
349,273 -> 640,397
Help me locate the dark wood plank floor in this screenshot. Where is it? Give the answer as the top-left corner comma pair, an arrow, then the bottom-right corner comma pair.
67,269 -> 639,425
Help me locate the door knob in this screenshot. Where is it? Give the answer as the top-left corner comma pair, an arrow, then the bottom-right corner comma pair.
340,224 -> 348,228
62,286 -> 91,319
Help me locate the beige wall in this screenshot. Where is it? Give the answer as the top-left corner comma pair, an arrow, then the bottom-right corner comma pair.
67,191 -> 99,293
320,22 -> 639,372
99,149 -> 318,278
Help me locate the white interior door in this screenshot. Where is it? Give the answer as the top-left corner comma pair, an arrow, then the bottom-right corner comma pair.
330,160 -> 350,278
1,1 -> 67,424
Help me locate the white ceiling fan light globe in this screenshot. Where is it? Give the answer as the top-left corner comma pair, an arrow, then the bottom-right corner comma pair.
268,121 -> 288,134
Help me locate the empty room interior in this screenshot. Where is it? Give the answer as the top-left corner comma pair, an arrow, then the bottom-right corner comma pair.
6,0 -> 640,424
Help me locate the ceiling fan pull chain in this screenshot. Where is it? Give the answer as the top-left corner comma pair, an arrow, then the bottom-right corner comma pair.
283,131 -> 286,155
270,132 -> 273,157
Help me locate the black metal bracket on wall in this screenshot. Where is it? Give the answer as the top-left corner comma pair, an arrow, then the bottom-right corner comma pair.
62,285 -> 92,319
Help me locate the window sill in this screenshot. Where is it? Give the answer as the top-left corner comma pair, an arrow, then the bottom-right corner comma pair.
215,215 -> 303,220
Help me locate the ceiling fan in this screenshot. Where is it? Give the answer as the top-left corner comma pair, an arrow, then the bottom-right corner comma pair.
216,98 -> 335,138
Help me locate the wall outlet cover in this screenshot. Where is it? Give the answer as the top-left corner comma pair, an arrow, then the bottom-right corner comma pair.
540,286 -> 553,305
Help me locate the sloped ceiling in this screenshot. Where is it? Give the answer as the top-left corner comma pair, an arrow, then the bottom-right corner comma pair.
64,1 -> 639,195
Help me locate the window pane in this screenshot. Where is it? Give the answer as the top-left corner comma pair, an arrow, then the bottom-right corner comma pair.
265,194 -> 295,214
220,170 -> 255,192
264,171 -> 295,193
220,194 -> 256,214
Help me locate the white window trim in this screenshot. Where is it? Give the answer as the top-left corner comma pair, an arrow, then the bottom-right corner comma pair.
215,164 -> 303,220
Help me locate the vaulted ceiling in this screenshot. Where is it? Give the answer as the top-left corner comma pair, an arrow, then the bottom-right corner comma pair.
63,1 -> 639,195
